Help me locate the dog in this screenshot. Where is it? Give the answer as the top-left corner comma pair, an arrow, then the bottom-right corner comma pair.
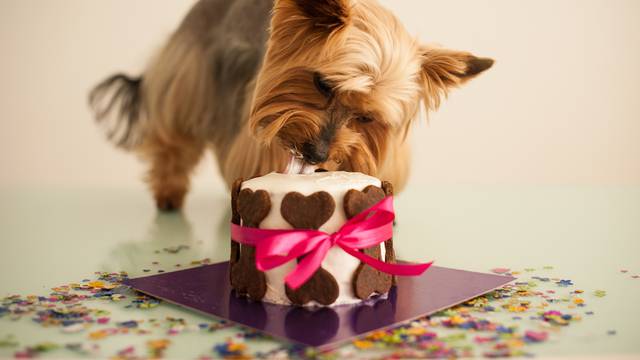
89,0 -> 493,211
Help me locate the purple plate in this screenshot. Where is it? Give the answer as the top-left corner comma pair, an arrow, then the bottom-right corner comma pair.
124,262 -> 514,350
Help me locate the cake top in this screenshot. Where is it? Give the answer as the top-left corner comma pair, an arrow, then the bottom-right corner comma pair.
240,171 -> 383,233
241,171 -> 381,195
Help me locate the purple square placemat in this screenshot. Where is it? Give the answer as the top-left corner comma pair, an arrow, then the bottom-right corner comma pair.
124,262 -> 514,350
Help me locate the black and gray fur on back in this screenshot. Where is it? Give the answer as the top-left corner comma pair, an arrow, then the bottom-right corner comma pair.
88,0 -> 271,157
88,73 -> 144,149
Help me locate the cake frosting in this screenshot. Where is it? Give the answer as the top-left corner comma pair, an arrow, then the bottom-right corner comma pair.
230,171 -> 395,306
242,171 -> 381,233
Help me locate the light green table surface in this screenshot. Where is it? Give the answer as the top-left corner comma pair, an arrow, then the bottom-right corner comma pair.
1,185 -> 639,359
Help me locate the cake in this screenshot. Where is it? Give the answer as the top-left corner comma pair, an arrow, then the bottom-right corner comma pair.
229,171 -> 396,306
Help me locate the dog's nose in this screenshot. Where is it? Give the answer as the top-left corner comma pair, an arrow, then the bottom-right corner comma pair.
301,141 -> 329,165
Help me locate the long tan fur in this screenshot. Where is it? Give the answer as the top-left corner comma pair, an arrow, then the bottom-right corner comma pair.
90,0 -> 493,210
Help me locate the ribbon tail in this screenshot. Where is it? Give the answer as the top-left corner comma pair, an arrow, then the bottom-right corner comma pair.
340,245 -> 433,276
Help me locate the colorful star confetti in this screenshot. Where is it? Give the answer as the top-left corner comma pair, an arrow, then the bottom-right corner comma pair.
0,264 -> 620,359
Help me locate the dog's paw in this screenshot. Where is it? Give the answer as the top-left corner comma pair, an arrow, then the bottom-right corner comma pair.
154,191 -> 185,211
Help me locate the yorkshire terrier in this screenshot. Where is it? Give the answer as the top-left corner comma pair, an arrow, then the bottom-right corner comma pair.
90,0 -> 493,211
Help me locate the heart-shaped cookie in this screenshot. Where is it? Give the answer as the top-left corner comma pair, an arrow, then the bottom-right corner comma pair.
281,191 -> 335,230
352,245 -> 393,300
345,182 -> 397,291
343,185 -> 386,219
231,184 -> 269,301
285,266 -> 339,306
237,188 -> 271,227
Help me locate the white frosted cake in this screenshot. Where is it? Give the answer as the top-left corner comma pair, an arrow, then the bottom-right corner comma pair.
229,171 -> 396,306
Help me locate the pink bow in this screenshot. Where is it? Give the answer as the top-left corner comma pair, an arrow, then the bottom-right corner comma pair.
230,196 -> 433,290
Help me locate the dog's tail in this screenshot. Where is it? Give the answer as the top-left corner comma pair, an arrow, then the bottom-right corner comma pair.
88,73 -> 145,150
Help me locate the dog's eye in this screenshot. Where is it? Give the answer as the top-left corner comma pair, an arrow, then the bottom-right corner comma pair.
356,116 -> 374,124
313,73 -> 333,98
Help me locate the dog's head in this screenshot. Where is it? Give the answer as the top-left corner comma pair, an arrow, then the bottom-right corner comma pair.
249,0 -> 493,174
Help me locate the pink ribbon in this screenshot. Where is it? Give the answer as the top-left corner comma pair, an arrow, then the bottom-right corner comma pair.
230,196 -> 433,290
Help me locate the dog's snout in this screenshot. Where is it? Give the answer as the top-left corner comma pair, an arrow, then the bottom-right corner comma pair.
301,141 -> 329,165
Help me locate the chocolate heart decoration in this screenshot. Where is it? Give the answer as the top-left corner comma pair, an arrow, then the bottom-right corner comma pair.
281,191 -> 335,230
230,184 -> 268,301
237,188 -> 271,227
230,245 -> 267,301
343,185 -> 386,219
281,191 -> 337,304
285,266 -> 339,306
352,245 -> 393,299
345,182 -> 396,297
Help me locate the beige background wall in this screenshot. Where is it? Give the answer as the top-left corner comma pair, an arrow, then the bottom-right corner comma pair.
1,0 -> 639,190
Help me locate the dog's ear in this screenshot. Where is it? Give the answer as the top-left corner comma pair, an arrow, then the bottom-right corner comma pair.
278,0 -> 351,30
419,46 -> 494,111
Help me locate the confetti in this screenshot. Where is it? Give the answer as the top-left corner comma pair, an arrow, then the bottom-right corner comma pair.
117,320 -> 139,328
126,294 -> 161,309
14,342 -> 60,358
524,330 -> 548,343
572,298 -> 584,305
541,310 -> 580,326
161,245 -> 190,254
491,268 -> 510,274
556,279 -> 573,287
0,335 -> 19,348
190,258 -> 212,266
214,339 -> 250,359
353,340 -> 374,349
66,342 -> 100,356
147,339 -> 171,358
0,264 -> 608,359
61,323 -> 86,334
